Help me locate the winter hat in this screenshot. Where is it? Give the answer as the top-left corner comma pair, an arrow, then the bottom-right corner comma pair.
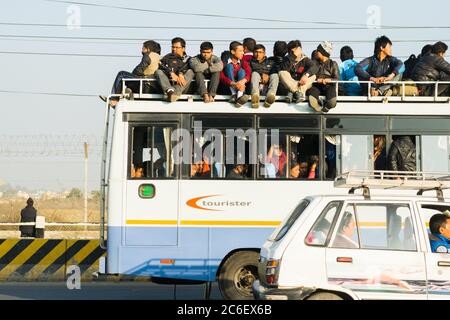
317,41 -> 333,58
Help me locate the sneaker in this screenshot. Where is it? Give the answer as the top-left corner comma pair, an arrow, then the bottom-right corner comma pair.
170,94 -> 180,102
370,88 -> 380,97
166,88 -> 175,101
322,106 -> 330,113
308,96 -> 322,112
251,94 -> 260,108
285,92 -> 293,103
383,89 -> 393,97
124,88 -> 134,100
236,94 -> 249,108
228,94 -> 237,103
264,94 -> 276,108
294,91 -> 305,103
202,93 -> 211,103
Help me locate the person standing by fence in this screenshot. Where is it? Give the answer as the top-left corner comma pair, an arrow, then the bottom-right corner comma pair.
20,198 -> 37,237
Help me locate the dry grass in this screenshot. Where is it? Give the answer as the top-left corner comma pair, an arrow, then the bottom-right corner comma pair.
0,198 -> 101,223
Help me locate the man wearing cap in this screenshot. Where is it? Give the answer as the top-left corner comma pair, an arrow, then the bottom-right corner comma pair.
20,198 -> 37,238
307,41 -> 340,112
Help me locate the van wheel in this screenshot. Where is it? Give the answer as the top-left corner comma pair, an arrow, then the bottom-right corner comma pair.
218,251 -> 259,300
306,292 -> 343,300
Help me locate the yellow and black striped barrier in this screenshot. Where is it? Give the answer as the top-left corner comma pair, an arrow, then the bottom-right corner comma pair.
0,239 -> 105,281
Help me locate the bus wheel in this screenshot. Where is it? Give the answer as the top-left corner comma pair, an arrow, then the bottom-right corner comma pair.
306,292 -> 344,300
218,251 -> 259,300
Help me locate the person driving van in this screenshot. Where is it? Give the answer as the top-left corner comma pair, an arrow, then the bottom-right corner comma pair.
429,213 -> 450,253
332,212 -> 359,249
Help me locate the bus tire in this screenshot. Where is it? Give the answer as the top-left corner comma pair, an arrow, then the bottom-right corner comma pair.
305,292 -> 344,300
218,251 -> 259,300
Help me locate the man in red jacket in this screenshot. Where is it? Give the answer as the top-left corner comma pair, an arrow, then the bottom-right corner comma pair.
220,41 -> 251,108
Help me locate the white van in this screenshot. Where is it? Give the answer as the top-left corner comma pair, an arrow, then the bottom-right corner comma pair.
253,172 -> 450,300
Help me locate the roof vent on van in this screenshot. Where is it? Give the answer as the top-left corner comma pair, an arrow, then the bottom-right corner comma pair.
334,171 -> 450,201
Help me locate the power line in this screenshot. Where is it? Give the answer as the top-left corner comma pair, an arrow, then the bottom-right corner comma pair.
2,21 -> 450,30
43,0 -> 376,27
0,34 -> 446,43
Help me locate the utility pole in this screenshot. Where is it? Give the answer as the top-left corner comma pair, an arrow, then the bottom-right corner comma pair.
84,142 -> 88,229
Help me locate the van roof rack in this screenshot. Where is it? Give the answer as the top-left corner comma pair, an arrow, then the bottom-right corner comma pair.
334,171 -> 450,201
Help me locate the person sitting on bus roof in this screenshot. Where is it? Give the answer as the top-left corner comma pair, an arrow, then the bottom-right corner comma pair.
249,44 -> 279,108
268,41 -> 288,96
220,37 -> 256,64
355,35 -> 404,97
411,41 -> 450,97
402,44 -> 432,81
307,41 -> 340,113
279,40 -> 317,104
189,41 -> 223,103
429,213 -> 450,253
220,41 -> 251,108
99,40 -> 161,107
155,37 -> 194,102
338,46 -> 362,96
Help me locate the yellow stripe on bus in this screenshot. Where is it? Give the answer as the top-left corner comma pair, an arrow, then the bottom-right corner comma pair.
126,220 -> 280,226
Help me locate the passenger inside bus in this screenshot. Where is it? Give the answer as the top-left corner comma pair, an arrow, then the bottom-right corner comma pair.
264,144 -> 287,178
226,164 -> 248,179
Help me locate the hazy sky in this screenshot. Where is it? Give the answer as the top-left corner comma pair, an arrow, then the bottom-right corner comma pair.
0,0 -> 449,191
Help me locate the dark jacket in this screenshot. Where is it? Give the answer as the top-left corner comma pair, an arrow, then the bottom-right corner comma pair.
387,136 -> 416,172
249,56 -> 274,76
411,53 -> 450,82
158,53 -> 191,76
268,56 -> 284,74
280,54 -> 317,80
132,52 -> 161,78
355,55 -> 404,80
315,59 -> 340,80
20,205 -> 37,236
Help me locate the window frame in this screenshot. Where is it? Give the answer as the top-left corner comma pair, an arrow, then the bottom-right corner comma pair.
305,200 -> 343,247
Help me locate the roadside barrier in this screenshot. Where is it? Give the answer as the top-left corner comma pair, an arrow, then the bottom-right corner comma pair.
0,239 -> 105,281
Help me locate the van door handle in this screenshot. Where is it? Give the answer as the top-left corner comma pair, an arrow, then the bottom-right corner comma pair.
438,261 -> 450,267
337,257 -> 353,263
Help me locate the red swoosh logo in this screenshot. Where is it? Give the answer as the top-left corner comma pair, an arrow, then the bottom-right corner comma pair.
186,195 -> 223,212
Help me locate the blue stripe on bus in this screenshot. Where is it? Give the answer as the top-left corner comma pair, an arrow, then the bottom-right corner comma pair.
107,226 -> 275,281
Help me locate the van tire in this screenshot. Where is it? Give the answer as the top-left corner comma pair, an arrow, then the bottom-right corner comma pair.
218,251 -> 259,300
306,292 -> 344,300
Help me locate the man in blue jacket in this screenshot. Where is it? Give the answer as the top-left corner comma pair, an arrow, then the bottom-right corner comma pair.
355,36 -> 404,97
429,213 -> 450,253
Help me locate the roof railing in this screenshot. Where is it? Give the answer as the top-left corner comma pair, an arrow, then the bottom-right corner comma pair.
120,78 -> 450,103
334,170 -> 450,200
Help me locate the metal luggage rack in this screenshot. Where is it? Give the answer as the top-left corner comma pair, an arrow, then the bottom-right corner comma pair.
334,170 -> 450,200
121,78 -> 450,103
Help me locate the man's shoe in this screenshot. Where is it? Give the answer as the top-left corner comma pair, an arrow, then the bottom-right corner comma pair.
228,94 -> 237,103
203,93 -> 211,103
322,106 -> 330,113
236,94 -> 249,108
264,94 -> 276,108
285,92 -> 293,103
294,91 -> 306,103
370,88 -> 380,97
251,94 -> 260,108
124,88 -> 134,100
166,88 -> 175,101
308,96 -> 322,112
170,94 -> 180,102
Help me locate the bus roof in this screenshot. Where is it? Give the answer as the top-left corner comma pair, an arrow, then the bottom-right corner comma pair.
116,99 -> 450,116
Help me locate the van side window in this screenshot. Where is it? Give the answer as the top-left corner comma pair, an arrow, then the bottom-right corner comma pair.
305,201 -> 342,246
129,125 -> 175,179
332,203 -> 417,251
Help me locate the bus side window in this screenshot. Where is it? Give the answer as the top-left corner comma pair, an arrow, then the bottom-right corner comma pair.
130,126 -> 175,179
259,133 -> 319,180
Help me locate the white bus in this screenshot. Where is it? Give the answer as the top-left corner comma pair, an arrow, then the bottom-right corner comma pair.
100,80 -> 450,299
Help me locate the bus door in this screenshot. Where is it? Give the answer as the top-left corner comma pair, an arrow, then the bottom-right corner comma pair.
125,122 -> 179,246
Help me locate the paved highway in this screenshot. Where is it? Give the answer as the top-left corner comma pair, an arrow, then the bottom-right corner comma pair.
0,281 -> 224,300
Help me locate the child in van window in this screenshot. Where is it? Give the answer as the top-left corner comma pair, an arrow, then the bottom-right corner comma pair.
429,214 -> 450,253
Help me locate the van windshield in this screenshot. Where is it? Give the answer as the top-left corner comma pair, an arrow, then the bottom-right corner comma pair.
269,199 -> 310,242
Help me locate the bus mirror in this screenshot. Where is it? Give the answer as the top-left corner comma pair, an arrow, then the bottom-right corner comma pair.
139,184 -> 155,199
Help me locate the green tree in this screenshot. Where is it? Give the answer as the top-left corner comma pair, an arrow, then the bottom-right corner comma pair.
67,188 -> 83,199
90,190 -> 101,201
